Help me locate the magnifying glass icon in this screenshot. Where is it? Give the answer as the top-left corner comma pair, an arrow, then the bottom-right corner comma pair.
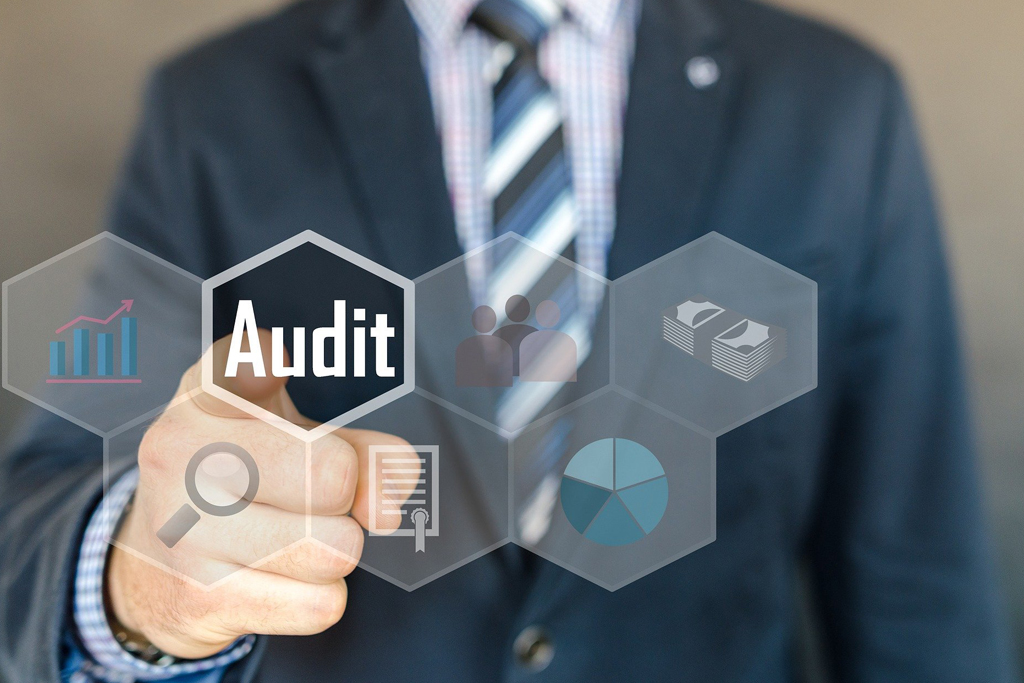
157,442 -> 260,549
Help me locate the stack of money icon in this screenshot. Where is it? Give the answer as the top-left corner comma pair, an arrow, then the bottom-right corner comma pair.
661,299 -> 725,354
661,296 -> 786,382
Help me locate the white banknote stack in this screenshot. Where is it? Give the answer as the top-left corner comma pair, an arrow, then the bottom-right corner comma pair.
661,299 -> 725,355
662,295 -> 787,381
711,319 -> 785,381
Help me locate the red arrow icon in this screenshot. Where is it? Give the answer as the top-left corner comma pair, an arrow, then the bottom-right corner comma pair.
55,299 -> 135,335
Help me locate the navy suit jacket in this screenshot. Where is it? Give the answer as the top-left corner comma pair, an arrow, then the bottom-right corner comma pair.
0,0 -> 1017,681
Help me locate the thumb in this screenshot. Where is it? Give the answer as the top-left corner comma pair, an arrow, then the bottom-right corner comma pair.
178,328 -> 310,423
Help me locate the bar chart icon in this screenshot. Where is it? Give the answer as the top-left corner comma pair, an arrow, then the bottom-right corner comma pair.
47,299 -> 141,384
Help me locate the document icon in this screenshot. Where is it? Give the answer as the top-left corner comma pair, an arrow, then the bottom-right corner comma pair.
368,445 -> 440,553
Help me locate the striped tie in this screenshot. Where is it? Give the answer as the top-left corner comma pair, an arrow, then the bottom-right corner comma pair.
471,0 -> 593,434
471,0 -> 594,544
475,0 -> 573,249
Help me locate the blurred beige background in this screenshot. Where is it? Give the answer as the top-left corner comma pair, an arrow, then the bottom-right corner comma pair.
1,0 -> 1022,671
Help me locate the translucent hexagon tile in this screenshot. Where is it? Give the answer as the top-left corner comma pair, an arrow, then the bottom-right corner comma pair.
310,392 -> 509,591
105,391 -> 308,588
106,389 -> 508,591
612,232 -> 817,436
414,233 -> 610,435
3,232 -> 202,434
512,387 -> 715,590
202,230 -> 414,439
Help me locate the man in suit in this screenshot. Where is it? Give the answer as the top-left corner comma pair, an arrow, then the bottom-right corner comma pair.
0,0 -> 1018,681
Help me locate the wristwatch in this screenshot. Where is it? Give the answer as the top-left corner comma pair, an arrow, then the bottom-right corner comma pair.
111,626 -> 180,668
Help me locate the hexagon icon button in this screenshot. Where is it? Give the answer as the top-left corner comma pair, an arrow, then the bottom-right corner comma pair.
512,388 -> 715,590
414,233 -> 610,435
310,392 -> 509,591
106,391 -> 308,588
612,232 -> 817,436
203,231 -> 414,440
3,232 -> 202,434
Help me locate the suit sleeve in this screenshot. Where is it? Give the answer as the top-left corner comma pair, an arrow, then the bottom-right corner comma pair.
0,67 -> 250,683
806,67 -> 1019,683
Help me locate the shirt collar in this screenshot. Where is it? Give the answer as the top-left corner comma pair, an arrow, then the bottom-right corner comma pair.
563,0 -> 624,40
404,0 -> 626,51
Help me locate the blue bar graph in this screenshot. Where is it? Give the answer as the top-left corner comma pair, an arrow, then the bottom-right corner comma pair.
49,341 -> 66,376
73,329 -> 90,376
47,303 -> 141,383
121,317 -> 137,376
97,333 -> 114,376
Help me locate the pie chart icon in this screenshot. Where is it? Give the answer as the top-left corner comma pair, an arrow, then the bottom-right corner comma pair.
559,438 -> 669,546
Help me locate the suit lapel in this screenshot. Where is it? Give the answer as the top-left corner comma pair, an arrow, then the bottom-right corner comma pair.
308,0 -> 461,281
609,0 -> 738,279
523,0 -> 742,606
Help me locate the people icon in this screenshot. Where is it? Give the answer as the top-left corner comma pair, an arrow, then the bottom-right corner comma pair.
455,305 -> 513,387
519,300 -> 577,382
456,296 -> 578,386
491,295 -> 537,377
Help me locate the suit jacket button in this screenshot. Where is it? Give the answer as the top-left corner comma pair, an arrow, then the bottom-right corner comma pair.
686,55 -> 720,89
513,625 -> 555,672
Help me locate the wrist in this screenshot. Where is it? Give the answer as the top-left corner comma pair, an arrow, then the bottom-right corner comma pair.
106,522 -> 237,660
106,506 -> 187,665
106,506 -> 144,637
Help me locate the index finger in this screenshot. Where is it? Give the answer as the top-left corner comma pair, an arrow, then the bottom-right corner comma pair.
330,429 -> 420,534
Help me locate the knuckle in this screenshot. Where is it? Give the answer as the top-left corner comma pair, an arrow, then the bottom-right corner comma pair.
178,362 -> 201,395
137,411 -> 196,475
137,425 -> 172,475
324,523 -> 364,573
311,440 -> 357,513
306,541 -> 359,580
308,583 -> 348,631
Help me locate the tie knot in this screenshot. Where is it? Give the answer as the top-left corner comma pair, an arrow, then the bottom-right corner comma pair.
470,0 -> 564,52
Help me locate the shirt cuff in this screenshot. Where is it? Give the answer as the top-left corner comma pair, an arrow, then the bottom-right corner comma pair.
72,467 -> 256,681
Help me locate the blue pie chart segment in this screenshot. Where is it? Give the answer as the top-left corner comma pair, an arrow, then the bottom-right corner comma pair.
615,439 -> 666,488
562,438 -> 615,489
584,495 -> 646,546
560,477 -> 613,535
617,477 -> 669,534
559,438 -> 669,546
